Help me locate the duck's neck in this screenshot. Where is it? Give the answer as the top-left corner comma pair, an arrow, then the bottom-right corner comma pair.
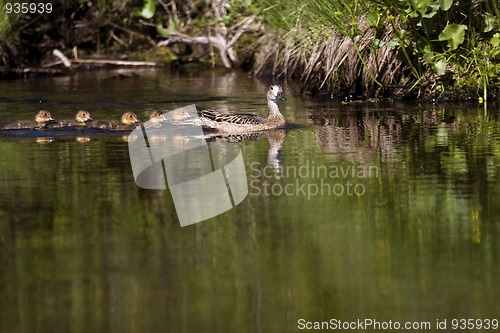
267,98 -> 285,121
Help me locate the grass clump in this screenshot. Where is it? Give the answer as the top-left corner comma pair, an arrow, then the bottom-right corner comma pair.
255,0 -> 500,101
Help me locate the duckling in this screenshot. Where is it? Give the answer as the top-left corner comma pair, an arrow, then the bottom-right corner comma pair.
149,111 -> 164,123
90,111 -> 140,131
1,110 -> 55,130
144,111 -> 164,128
196,85 -> 287,134
49,110 -> 93,128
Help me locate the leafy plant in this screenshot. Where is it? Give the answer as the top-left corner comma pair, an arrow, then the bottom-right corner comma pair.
256,0 -> 500,99
135,0 -> 156,19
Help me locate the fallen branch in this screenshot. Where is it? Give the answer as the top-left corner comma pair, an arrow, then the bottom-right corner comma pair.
53,49 -> 72,67
44,57 -> 157,68
157,15 -> 258,69
158,31 -> 234,68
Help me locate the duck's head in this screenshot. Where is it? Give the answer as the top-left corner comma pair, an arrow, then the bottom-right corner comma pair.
149,111 -> 163,123
121,112 -> 141,125
35,110 -> 55,123
267,85 -> 286,102
75,110 -> 93,123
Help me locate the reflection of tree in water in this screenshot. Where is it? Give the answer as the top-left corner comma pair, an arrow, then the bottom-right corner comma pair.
310,107 -> 409,168
310,105 -> 500,197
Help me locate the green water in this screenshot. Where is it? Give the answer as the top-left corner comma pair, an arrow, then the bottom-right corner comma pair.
0,69 -> 499,332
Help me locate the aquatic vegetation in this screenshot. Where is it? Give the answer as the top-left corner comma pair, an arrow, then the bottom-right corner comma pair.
255,0 -> 500,100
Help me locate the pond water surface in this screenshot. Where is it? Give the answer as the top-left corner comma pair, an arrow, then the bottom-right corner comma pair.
0,68 -> 499,332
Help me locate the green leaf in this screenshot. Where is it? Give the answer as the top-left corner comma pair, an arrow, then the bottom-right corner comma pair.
0,4 -> 12,36
438,24 -> 467,50
435,58 -> 447,76
421,11 -> 437,19
156,18 -> 178,37
365,11 -> 379,28
412,0 -> 432,14
439,0 -> 453,11
386,39 -> 399,47
490,33 -> 500,47
156,22 -> 169,37
135,0 -> 156,19
374,39 -> 385,48
484,13 -> 495,33
423,51 -> 435,64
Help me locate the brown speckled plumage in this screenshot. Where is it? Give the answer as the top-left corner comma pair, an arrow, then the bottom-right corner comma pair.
196,85 -> 287,133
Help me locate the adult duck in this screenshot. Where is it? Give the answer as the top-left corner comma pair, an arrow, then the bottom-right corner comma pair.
196,85 -> 286,133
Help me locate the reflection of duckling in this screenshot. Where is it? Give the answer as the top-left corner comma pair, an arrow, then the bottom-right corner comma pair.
49,110 -> 93,128
90,112 -> 141,131
124,134 -> 137,142
2,110 -> 55,129
75,136 -> 91,143
35,137 -> 54,144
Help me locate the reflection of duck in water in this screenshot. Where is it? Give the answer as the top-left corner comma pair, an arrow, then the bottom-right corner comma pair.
205,129 -> 287,169
195,85 -> 287,133
49,110 -> 93,128
1,110 -> 55,130
90,111 -> 140,130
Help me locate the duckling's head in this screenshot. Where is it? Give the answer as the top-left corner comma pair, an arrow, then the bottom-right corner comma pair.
35,110 -> 55,123
75,110 -> 93,123
267,85 -> 286,102
149,111 -> 163,123
121,112 -> 141,125
170,109 -> 191,121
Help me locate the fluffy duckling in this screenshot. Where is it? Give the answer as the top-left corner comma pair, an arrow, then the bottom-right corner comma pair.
151,107 -> 201,127
90,111 -> 140,131
49,110 -> 93,128
144,111 -> 164,128
149,111 -> 163,123
196,85 -> 287,133
1,110 -> 55,130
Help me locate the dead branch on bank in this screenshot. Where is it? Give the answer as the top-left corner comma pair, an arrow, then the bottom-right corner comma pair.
44,49 -> 157,68
157,14 -> 258,69
46,58 -> 157,67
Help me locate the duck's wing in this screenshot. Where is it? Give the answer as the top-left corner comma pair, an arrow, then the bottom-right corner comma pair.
196,105 -> 219,121
214,113 -> 264,125
196,105 -> 264,125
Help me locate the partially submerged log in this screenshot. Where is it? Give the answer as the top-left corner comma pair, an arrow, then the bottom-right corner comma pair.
45,50 -> 158,68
